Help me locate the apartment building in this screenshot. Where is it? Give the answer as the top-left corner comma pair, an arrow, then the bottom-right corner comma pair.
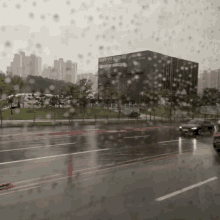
42,66 -> 52,78
6,52 -> 42,78
66,60 -> 77,84
199,69 -> 220,94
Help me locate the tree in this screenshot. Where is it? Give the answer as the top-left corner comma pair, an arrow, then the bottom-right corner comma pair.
0,75 -> 14,123
65,83 -> 80,108
77,79 -> 93,113
56,86 -> 69,108
159,89 -> 170,98
119,90 -> 128,105
34,88 -> 47,108
27,88 -> 37,109
49,95 -> 58,107
10,75 -> 27,108
201,88 -> 219,106
100,84 -> 119,109
186,94 -> 202,117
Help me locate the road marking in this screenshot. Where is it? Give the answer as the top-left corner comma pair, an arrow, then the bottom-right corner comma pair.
0,146 -> 211,196
0,142 -> 77,153
158,140 -> 185,144
0,148 -> 109,165
0,130 -> 73,137
0,129 -> 99,138
124,135 -> 150,139
155,176 -> 218,202
0,134 -> 75,145
0,154 -> 179,196
4,151 -> 190,186
12,174 -> 62,185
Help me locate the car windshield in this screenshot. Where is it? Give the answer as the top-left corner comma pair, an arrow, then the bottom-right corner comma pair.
188,120 -> 203,124
1,1 -> 219,220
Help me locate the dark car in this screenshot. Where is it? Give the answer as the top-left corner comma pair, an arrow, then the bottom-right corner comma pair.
213,121 -> 220,153
179,119 -> 214,136
128,112 -> 140,118
213,133 -> 220,153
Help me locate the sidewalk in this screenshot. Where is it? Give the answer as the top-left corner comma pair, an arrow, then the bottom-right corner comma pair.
0,115 -> 170,124
0,118 -> 137,125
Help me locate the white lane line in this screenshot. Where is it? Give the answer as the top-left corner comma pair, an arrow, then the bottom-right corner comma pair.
0,129 -> 99,138
0,185 -> 40,196
3,151 -> 185,186
0,130 -> 71,137
13,174 -> 62,185
155,176 -> 218,202
124,135 -> 150,139
0,148 -> 109,165
0,142 -> 77,153
0,147 -> 211,196
0,155 -> 179,196
158,139 -> 185,144
0,135 -> 74,145
5,149 -> 197,186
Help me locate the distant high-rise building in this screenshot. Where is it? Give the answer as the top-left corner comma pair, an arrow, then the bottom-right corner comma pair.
210,69 -> 220,89
6,66 -> 12,77
66,60 -> 77,84
73,62 -> 77,83
7,52 -> 42,78
30,54 -> 41,76
51,58 -> 77,82
59,58 -> 66,81
11,53 -> 22,76
42,66 -> 52,78
38,56 -> 42,76
54,59 -> 61,80
197,76 -> 203,95
199,69 -> 220,94
24,56 -> 32,77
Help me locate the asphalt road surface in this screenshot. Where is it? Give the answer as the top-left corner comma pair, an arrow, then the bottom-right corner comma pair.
0,124 -> 219,220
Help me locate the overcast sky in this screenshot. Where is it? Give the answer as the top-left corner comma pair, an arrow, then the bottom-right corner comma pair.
0,0 -> 219,75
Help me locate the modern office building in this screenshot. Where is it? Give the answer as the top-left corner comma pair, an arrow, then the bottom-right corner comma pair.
98,50 -> 199,102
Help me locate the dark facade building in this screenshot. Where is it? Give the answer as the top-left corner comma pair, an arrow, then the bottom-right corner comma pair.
98,50 -> 199,102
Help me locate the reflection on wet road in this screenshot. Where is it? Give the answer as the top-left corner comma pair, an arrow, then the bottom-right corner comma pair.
0,124 -> 219,220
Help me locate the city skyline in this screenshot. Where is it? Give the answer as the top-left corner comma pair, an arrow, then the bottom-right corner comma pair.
0,0 -> 219,75
6,52 -> 79,84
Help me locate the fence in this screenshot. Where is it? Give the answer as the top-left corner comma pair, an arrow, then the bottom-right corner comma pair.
89,103 -> 144,109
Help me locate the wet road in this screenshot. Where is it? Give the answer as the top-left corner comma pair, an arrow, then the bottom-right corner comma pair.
0,124 -> 219,220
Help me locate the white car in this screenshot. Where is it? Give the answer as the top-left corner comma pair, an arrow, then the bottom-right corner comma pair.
2,106 -> 9,110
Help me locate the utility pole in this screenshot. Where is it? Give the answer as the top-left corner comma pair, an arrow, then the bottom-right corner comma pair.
169,56 -> 173,121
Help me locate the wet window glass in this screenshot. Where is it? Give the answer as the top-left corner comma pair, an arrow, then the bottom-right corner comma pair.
0,0 -> 220,219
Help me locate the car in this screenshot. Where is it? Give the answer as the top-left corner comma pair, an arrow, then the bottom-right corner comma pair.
213,120 -> 220,153
213,132 -> 220,153
128,111 -> 140,118
2,106 -> 9,110
179,119 -> 214,136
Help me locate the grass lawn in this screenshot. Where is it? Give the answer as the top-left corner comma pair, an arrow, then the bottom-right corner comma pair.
140,106 -> 218,120
0,119 -> 184,128
1,107 -> 127,120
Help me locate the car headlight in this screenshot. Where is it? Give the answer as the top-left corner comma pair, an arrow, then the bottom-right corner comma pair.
179,126 -> 182,129
191,127 -> 197,130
